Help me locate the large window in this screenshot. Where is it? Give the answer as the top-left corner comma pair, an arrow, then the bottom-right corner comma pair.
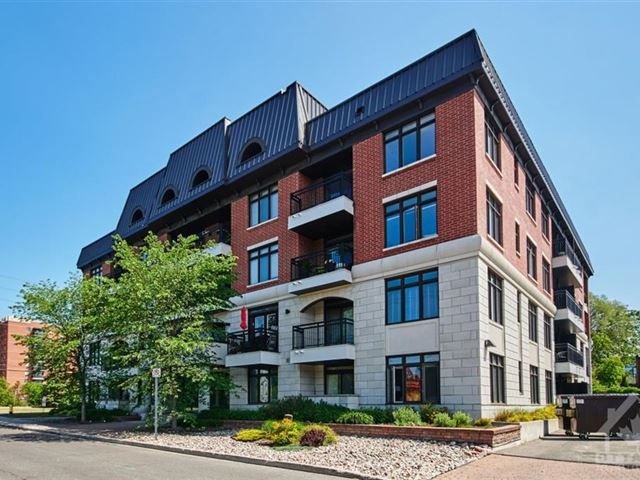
527,239 -> 537,280
543,314 -> 552,349
515,222 -> 521,255
518,361 -> 524,394
386,269 -> 439,324
486,190 -> 502,245
386,353 -> 440,404
249,184 -> 278,226
325,363 -> 354,395
514,158 -> 520,186
384,114 -> 435,173
248,367 -> 278,404
526,179 -> 536,219
249,242 -> 278,284
528,302 -> 538,343
90,264 -> 103,279
542,259 -> 551,293
485,121 -> 501,169
488,270 -> 503,325
542,208 -> 550,239
384,189 -> 437,248
88,341 -> 101,366
530,366 -> 540,404
490,353 -> 505,404
545,370 -> 554,404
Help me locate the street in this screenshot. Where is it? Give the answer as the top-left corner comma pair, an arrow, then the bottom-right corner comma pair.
0,427 -> 338,480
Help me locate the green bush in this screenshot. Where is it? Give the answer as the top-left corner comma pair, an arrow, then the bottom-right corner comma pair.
359,407 -> 394,424
260,396 -> 348,423
474,417 -> 493,427
451,411 -> 472,427
494,405 -> 557,423
392,406 -> 422,426
176,412 -> 198,429
262,418 -> 303,446
84,406 -> 130,422
335,411 -> 374,425
0,379 -> 12,406
433,412 -> 456,427
234,429 -> 266,442
419,404 -> 450,424
593,384 -> 640,394
20,382 -> 45,407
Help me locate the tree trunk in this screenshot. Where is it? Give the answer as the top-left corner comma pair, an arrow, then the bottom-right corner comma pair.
170,395 -> 177,430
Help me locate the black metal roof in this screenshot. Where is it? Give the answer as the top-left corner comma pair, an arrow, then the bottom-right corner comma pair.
78,29 -> 592,274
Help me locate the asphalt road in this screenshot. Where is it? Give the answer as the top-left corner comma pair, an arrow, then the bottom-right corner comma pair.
0,427 -> 338,480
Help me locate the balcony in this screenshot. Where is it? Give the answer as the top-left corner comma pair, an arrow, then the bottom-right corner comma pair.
555,343 -> 586,377
202,228 -> 232,256
554,290 -> 585,334
552,238 -> 583,288
288,244 -> 353,295
288,173 -> 353,239
225,327 -> 280,367
290,318 -> 355,364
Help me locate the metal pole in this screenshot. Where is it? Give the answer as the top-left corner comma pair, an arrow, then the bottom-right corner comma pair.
154,376 -> 159,439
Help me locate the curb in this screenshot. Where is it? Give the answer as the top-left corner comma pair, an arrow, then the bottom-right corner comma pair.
0,420 -> 372,480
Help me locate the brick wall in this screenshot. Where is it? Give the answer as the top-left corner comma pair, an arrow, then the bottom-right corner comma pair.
0,320 -> 38,386
352,89 -> 478,265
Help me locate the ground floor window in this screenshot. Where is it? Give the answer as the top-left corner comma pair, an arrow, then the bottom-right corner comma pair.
530,366 -> 540,404
325,363 -> 354,395
490,353 -> 505,404
248,366 -> 278,404
545,370 -> 554,405
386,353 -> 439,404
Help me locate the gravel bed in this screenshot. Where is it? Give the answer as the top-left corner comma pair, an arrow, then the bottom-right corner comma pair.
102,429 -> 488,479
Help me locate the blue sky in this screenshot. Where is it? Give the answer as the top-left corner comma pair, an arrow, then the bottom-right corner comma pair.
0,2 -> 638,315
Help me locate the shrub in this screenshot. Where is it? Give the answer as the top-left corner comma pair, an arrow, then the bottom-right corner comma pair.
84,407 -> 130,423
495,406 -> 557,423
360,407 -> 394,424
393,406 -> 422,426
21,382 -> 45,407
262,418 -> 303,446
433,412 -> 456,427
234,429 -> 266,442
299,428 -> 326,447
595,355 -> 626,388
335,411 -> 374,425
419,404 -> 450,424
260,396 -> 348,423
474,417 -> 493,427
176,412 -> 198,429
451,411 -> 473,427
303,424 -> 337,445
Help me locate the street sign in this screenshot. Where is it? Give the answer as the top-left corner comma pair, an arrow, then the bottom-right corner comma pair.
152,368 -> 161,378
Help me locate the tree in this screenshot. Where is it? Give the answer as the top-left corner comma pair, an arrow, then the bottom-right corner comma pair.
105,233 -> 236,429
595,355 -> 626,387
0,378 -> 13,406
12,275 -> 113,422
590,293 -> 640,369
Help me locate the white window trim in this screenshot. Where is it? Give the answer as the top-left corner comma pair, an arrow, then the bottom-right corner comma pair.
382,154 -> 436,178
247,237 -> 278,251
382,180 -> 437,204
382,234 -> 438,252
247,216 -> 278,231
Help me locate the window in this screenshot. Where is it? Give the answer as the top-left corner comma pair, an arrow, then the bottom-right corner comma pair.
249,184 -> 278,226
485,121 -> 500,169
486,190 -> 502,244
543,314 -> 552,349
386,353 -> 440,404
542,208 -> 550,239
192,169 -> 210,188
542,259 -> 551,293
386,269 -> 439,324
515,222 -> 521,255
490,353 -> 505,403
241,141 -> 264,163
160,188 -> 176,206
514,158 -> 520,186
527,239 -> 537,280
325,364 -> 354,395
249,242 -> 278,284
488,270 -> 503,325
384,114 -> 435,173
526,179 -> 536,219
248,304 -> 278,333
516,290 -> 522,323
518,361 -> 524,394
90,264 -> 103,278
528,302 -> 538,343
545,370 -> 554,404
88,341 -> 101,366
248,367 -> 277,404
530,366 -> 540,404
384,189 -> 437,248
131,208 -> 144,225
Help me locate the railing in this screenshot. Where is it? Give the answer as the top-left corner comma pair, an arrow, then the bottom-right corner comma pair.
291,244 -> 353,281
290,172 -> 353,215
556,343 -> 584,367
198,226 -> 231,246
553,237 -> 583,275
226,327 -> 278,355
554,290 -> 583,318
292,318 -> 354,349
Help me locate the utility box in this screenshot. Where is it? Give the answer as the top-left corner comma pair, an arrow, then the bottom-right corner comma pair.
558,394 -> 640,439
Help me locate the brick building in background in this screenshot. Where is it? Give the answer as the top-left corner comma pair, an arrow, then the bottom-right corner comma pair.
77,30 -> 593,417
0,317 -> 43,387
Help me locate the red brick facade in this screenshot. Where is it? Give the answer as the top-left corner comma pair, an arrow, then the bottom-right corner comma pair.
0,318 -> 40,387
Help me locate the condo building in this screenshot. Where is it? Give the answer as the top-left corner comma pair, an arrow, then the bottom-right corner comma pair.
77,30 -> 593,418
0,317 -> 43,387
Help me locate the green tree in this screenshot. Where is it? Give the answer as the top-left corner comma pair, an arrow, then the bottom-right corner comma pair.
590,293 -> 640,368
105,233 -> 236,429
0,378 -> 13,406
12,275 -> 113,422
595,355 -> 626,387
21,381 -> 45,407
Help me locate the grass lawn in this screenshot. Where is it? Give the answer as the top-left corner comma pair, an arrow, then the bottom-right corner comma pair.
0,406 -> 52,417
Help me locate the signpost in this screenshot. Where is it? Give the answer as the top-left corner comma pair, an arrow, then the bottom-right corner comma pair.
152,368 -> 161,439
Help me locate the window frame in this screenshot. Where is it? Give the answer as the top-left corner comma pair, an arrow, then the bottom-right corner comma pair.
527,239 -> 537,280
383,114 -> 436,174
324,364 -> 355,395
514,158 -> 520,186
542,208 -> 550,239
490,353 -> 506,404
248,242 -> 279,285
249,184 -> 278,227
518,361 -> 524,394
384,189 -> 437,248
248,366 -> 278,404
191,168 -> 211,189
543,314 -> 552,350
542,259 -> 551,293
486,189 -> 503,245
385,269 -> 439,325
386,353 -> 440,405
90,264 -> 103,278
485,121 -> 501,169
488,269 -> 504,325
528,301 -> 538,343
545,370 -> 554,404
530,365 -> 540,404
515,222 -> 521,255
526,179 -> 536,219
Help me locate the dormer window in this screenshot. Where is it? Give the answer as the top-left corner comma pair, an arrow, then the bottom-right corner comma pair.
240,140 -> 264,163
160,188 -> 177,206
131,208 -> 144,225
192,169 -> 211,189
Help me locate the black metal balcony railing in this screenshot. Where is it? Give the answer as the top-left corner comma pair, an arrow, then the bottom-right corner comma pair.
290,172 -> 353,215
198,226 -> 231,247
553,237 -> 583,275
291,244 -> 354,281
554,290 -> 583,318
226,327 -> 278,355
292,318 -> 354,350
556,343 -> 584,367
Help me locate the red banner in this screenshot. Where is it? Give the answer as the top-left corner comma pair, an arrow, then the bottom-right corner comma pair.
240,306 -> 248,330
